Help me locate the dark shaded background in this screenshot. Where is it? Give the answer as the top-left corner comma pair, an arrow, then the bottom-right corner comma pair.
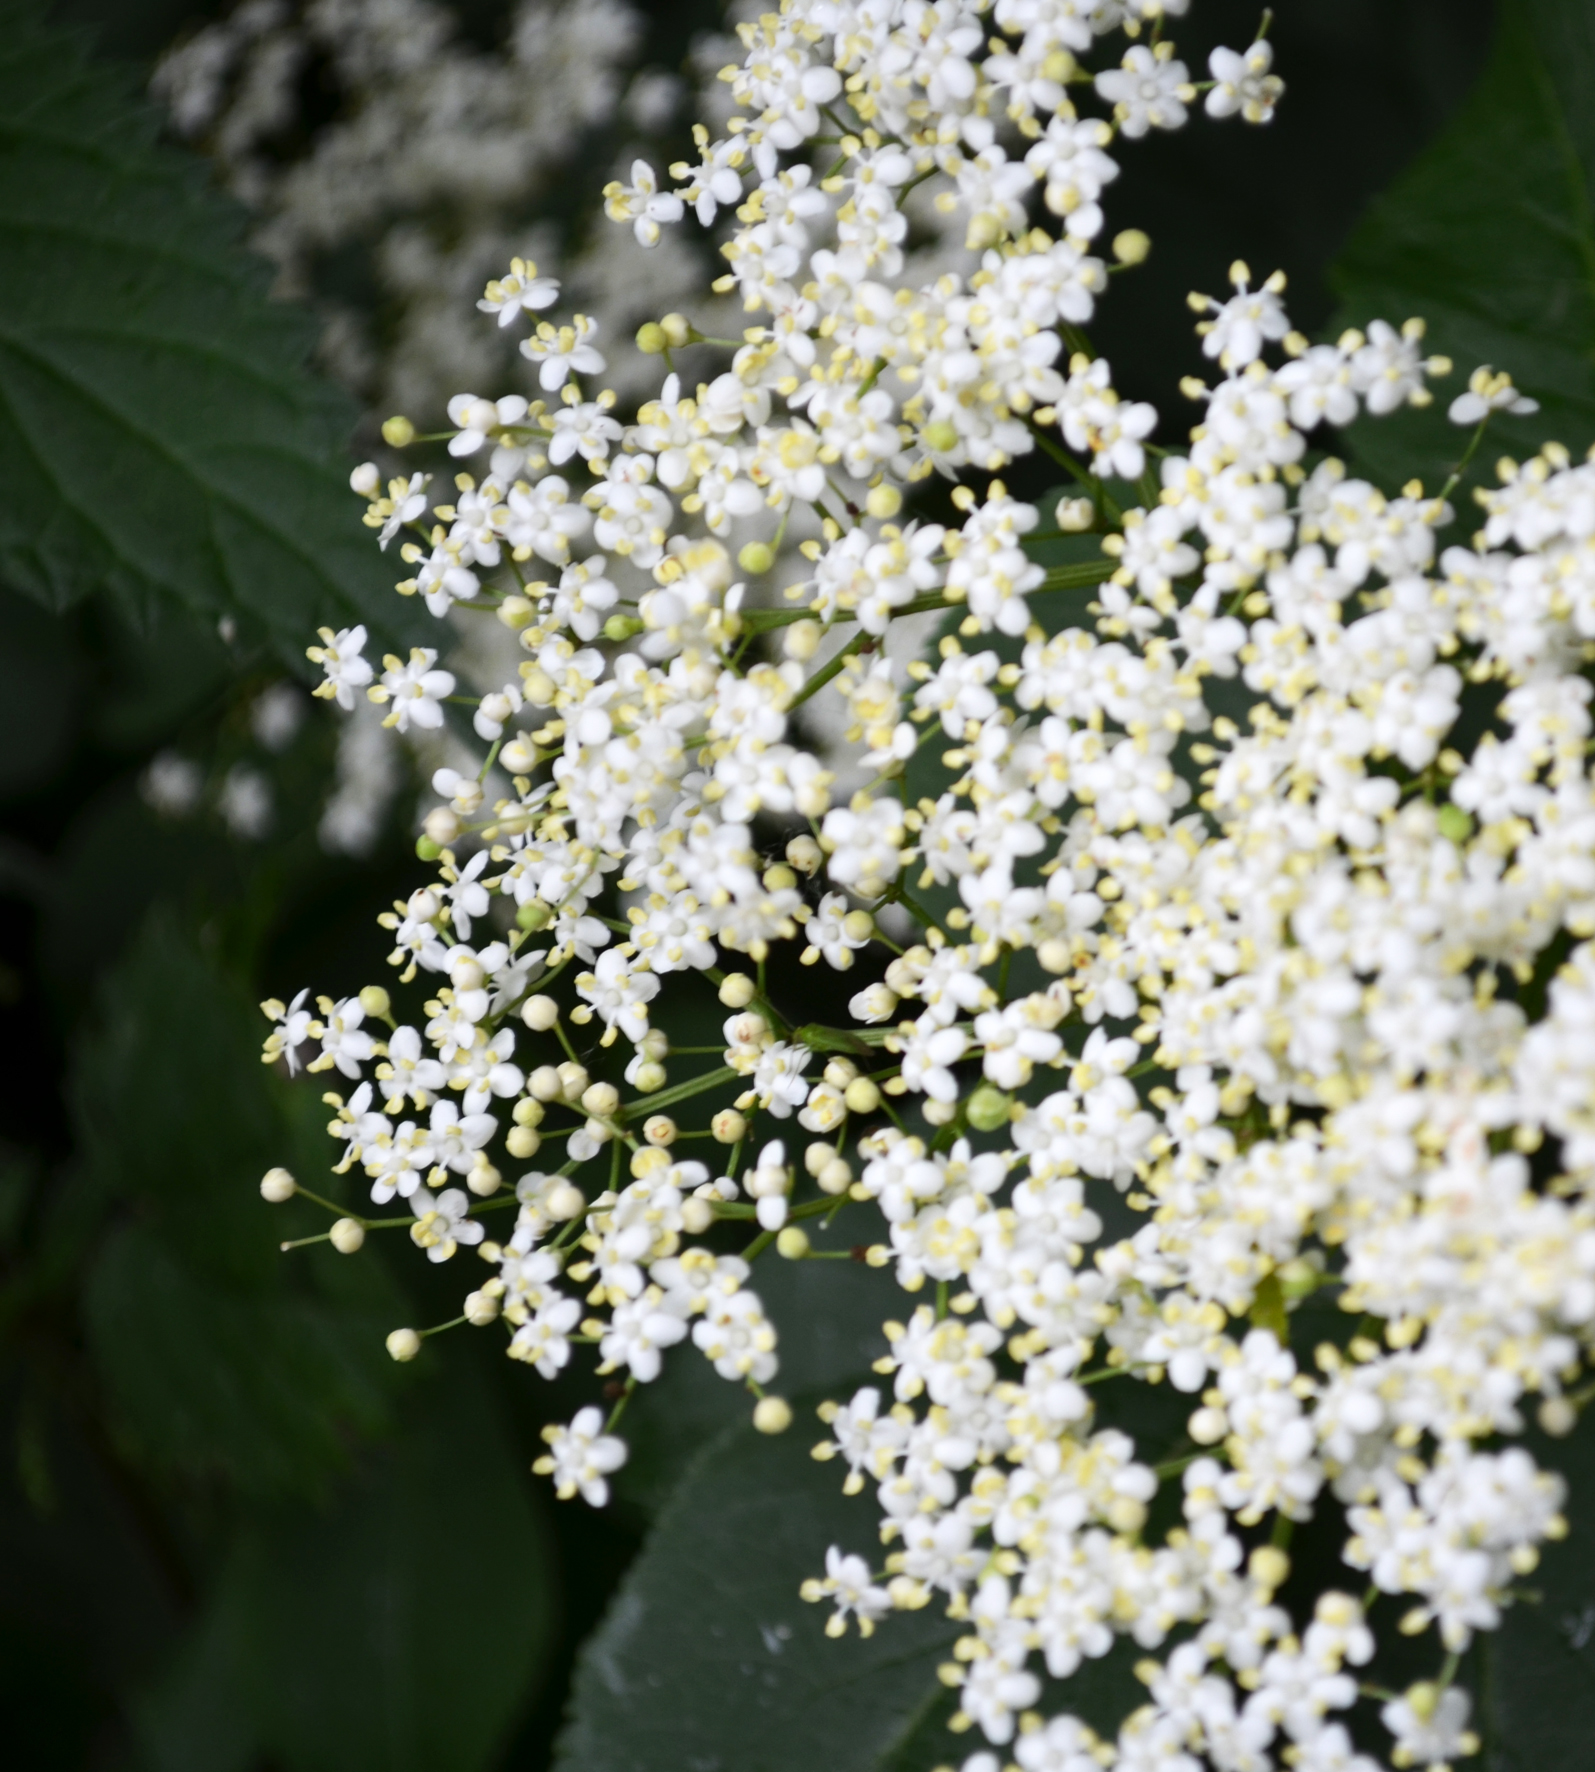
0,2 -> 1498,1767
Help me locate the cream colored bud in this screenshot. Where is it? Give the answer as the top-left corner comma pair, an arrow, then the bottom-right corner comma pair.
777,1226 -> 811,1259
449,955 -> 485,993
260,1166 -> 297,1203
1105,1497 -> 1146,1534
639,1027 -> 670,1061
783,619 -> 822,661
718,972 -> 756,1008
864,482 -> 902,519
329,1217 -> 365,1254
1037,938 -> 1073,974
350,461 -> 381,498
557,1061 -> 590,1102
386,1327 -> 422,1362
529,1064 -> 563,1101
1112,228 -> 1151,266
922,419 -> 958,453
581,1081 -> 620,1119
358,984 -> 391,1019
681,1196 -> 714,1234
738,540 -> 775,575
506,1125 -> 542,1159
817,1157 -> 852,1195
643,1114 -> 677,1146
804,1141 -> 837,1176
381,414 -> 416,447
407,887 -> 441,922
1054,497 -> 1095,533
659,312 -> 691,348
843,1077 -> 881,1114
501,738 -> 538,774
824,1057 -> 858,1088
546,1182 -> 586,1222
1539,1396 -> 1577,1437
465,1288 -> 500,1326
841,909 -> 874,943
636,321 -> 668,354
632,1060 -> 667,1093
786,834 -> 824,875
713,1108 -> 748,1144
1248,1546 -> 1290,1590
497,594 -> 536,631
512,1097 -> 545,1128
1189,1405 -> 1228,1444
467,1158 -> 501,1197
752,1396 -> 793,1434
424,807 -> 461,846
517,997 -> 556,1038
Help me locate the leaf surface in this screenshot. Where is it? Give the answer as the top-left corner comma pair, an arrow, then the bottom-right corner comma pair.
0,3 -> 427,658
1330,0 -> 1595,487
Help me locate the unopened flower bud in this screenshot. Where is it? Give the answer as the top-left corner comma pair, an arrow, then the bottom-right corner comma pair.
824,1056 -> 859,1087
506,1125 -> 541,1159
713,1108 -> 748,1143
350,461 -> 381,497
777,1226 -> 810,1259
639,1028 -> 670,1060
467,1157 -> 501,1197
659,313 -> 691,347
804,1141 -> 837,1176
546,1182 -> 585,1221
449,955 -> 485,992
386,1327 -> 421,1362
521,994 -> 559,1030
1054,496 -> 1095,533
1189,1405 -> 1228,1444
718,972 -> 756,1008
784,619 -> 822,661
260,1166 -> 296,1203
1112,228 -> 1151,266
529,1064 -> 563,1101
464,1289 -> 500,1326
818,1157 -> 852,1195
604,613 -> 646,642
967,1084 -> 1012,1131
644,1114 -> 677,1146
407,887 -> 441,922
843,1077 -> 881,1114
787,834 -> 824,874
681,1196 -> 714,1234
424,807 -> 461,845
501,738 -> 538,774
329,1216 -> 365,1253
415,835 -> 443,861
516,899 -> 553,932
497,594 -> 535,631
358,984 -> 391,1019
557,1061 -> 590,1102
581,1081 -> 620,1118
636,321 -> 669,354
923,419 -> 959,453
632,1061 -> 667,1093
865,482 -> 902,519
1248,1546 -> 1289,1591
841,909 -> 874,942
738,540 -> 775,575
752,1396 -> 793,1434
381,414 -> 416,447
1539,1396 -> 1577,1437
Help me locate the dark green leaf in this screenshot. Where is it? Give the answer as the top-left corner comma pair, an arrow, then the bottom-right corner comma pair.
133,1365 -> 556,1772
76,912 -> 404,1495
1478,1413 -> 1595,1770
1330,0 -> 1595,489
0,2 -> 429,660
554,1400 -> 959,1772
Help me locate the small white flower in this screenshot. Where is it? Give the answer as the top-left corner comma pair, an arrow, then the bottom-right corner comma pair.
535,1406 -> 628,1506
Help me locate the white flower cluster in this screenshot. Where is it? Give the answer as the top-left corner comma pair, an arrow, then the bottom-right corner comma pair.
258,5 -> 1581,1769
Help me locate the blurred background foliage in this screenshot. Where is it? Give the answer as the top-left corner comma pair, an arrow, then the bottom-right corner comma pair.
17,0 -> 1595,1767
